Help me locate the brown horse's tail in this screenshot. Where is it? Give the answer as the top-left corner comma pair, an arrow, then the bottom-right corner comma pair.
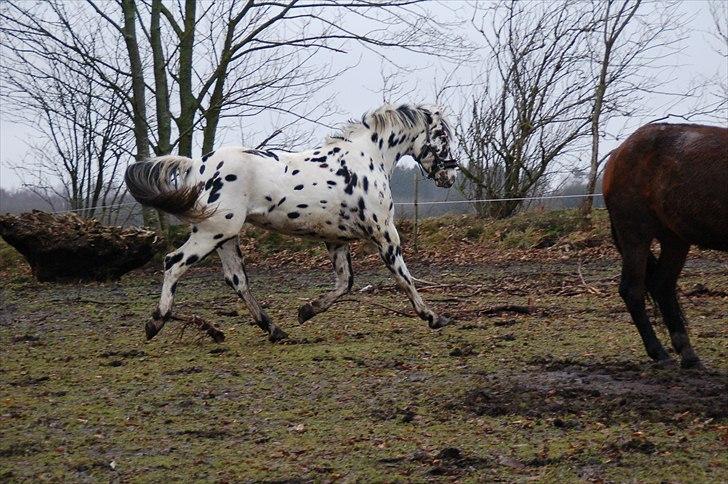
609,223 -> 622,255
125,156 -> 213,223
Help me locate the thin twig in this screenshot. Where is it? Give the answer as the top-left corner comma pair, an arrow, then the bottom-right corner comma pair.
577,258 -> 604,295
333,298 -> 413,318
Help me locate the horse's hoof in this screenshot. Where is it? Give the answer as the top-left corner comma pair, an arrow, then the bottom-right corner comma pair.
297,303 -> 316,324
152,308 -> 170,321
680,357 -> 704,370
654,357 -> 678,369
269,326 -> 289,343
429,315 -> 450,329
145,321 -> 161,340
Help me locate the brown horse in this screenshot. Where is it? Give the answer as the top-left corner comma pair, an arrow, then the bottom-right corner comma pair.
603,122 -> 728,369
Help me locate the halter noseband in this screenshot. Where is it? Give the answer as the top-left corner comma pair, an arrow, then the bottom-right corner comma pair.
415,124 -> 457,180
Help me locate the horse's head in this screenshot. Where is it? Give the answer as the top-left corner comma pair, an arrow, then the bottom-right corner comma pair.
413,107 -> 458,188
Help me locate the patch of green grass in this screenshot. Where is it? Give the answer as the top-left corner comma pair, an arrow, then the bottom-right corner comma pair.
396,209 -> 611,252
0,238 -> 23,270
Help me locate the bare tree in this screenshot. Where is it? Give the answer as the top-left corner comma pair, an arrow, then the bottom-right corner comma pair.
578,0 -> 686,221
457,0 -> 595,218
707,1 -> 728,118
1,0 -> 468,230
2,39 -> 133,225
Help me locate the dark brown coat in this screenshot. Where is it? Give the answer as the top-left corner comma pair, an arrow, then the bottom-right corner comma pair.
604,123 -> 727,368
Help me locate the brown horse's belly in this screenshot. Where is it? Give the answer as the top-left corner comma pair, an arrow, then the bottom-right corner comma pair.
652,160 -> 728,250
660,207 -> 728,251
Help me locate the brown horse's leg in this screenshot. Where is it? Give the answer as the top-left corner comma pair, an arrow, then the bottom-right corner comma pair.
615,229 -> 673,364
647,237 -> 702,369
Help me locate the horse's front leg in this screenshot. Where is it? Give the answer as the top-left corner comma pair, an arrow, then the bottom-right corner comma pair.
375,226 -> 449,329
148,231 -> 220,340
298,242 -> 353,323
217,238 -> 288,342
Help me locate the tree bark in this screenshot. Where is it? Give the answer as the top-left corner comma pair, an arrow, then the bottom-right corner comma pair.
121,0 -> 163,231
151,0 -> 172,156
580,0 -> 641,224
177,0 -> 197,158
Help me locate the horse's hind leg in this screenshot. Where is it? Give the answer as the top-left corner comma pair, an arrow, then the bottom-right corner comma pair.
298,242 -> 353,324
647,236 -> 702,369
375,225 -> 448,329
217,238 -> 287,342
615,228 -> 672,364
147,230 -> 221,340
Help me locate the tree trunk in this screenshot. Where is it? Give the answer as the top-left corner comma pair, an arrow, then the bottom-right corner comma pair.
580,55 -> 609,225
177,0 -> 197,158
580,0 -> 641,225
151,0 -> 171,156
201,12 -> 240,155
121,0 -> 163,231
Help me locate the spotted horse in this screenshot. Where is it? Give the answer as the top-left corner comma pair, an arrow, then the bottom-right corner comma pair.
125,103 -> 459,342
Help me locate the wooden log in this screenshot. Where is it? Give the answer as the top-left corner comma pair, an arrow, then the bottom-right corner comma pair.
0,211 -> 164,282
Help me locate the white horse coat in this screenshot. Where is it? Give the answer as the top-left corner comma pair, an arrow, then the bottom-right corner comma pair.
125,103 -> 458,341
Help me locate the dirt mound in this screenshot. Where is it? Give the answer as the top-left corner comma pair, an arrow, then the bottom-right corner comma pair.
0,211 -> 164,282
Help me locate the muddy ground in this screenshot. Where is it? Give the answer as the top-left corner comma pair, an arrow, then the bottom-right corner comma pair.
1,245 -> 727,482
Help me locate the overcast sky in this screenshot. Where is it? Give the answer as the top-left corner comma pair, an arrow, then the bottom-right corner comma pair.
1,0 -> 726,193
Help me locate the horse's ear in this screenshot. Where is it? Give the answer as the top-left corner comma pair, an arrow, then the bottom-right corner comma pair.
362,110 -> 381,131
419,106 -> 434,126
361,112 -> 372,129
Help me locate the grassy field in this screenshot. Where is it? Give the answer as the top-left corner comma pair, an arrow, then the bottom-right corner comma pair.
1,211 -> 727,482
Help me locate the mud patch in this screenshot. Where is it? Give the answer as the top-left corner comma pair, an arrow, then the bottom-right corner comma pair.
379,447 -> 490,477
458,357 -> 728,423
11,375 -> 50,387
0,441 -> 42,458
177,429 -> 230,439
99,349 -> 147,359
11,334 -> 41,343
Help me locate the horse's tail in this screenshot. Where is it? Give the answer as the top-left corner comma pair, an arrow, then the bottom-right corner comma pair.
609,222 -> 622,255
125,156 -> 213,223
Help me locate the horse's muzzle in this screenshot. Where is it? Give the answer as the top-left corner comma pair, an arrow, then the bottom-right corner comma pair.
435,170 -> 456,188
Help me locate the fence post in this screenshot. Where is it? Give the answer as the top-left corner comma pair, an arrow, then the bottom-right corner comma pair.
413,170 -> 419,254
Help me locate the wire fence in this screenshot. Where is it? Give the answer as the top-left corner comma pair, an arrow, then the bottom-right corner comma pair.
2,192 -> 606,226
393,193 -> 604,206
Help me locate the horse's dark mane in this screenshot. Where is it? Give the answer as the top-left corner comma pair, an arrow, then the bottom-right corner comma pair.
328,103 -> 451,145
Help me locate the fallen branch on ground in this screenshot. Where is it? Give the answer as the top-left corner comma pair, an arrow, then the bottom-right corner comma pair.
333,298 -> 413,318
170,314 -> 225,343
577,259 -> 604,295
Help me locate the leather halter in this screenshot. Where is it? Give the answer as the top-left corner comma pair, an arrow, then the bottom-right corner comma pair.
415,123 -> 457,180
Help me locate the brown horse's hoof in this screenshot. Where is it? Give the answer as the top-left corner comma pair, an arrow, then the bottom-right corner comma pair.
654,357 -> 678,369
269,326 -> 289,343
297,303 -> 316,324
145,321 -> 161,340
680,357 -> 705,370
429,315 -> 450,329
